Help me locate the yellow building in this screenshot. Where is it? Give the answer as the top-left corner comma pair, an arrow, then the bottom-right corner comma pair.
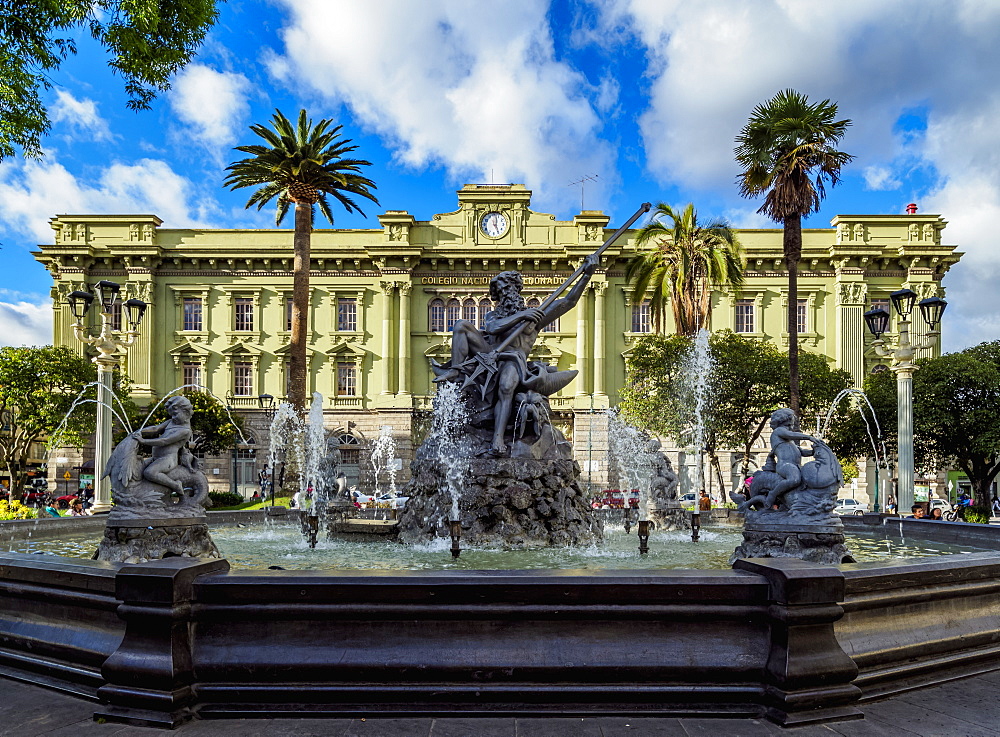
34,184 -> 961,493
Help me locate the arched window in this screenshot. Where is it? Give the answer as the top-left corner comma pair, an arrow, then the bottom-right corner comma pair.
462,298 -> 477,323
478,299 -> 490,328
429,299 -> 445,332
446,299 -> 461,331
336,434 -> 362,465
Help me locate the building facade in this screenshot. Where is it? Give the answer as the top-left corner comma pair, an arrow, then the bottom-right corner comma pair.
34,184 -> 962,496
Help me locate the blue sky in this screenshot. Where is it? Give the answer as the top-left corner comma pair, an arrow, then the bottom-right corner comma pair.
2,0 -> 999,352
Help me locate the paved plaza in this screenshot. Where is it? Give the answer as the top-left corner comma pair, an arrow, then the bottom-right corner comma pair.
2,670 -> 999,737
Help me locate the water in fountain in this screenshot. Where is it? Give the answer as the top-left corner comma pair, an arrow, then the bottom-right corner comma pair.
431,382 -> 470,523
606,408 -> 657,520
684,329 -> 713,513
369,425 -> 399,502
817,387 -> 890,511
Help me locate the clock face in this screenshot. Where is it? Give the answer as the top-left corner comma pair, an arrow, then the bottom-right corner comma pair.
480,211 -> 508,238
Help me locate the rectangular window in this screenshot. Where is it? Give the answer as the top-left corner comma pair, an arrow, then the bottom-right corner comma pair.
735,299 -> 755,333
796,299 -> 807,333
285,297 -> 293,332
233,362 -> 252,396
542,317 -> 559,333
871,298 -> 890,314
182,362 -> 202,388
284,361 -> 292,398
234,297 -> 253,331
182,297 -> 203,331
630,300 -> 650,333
337,362 -> 357,396
337,298 -> 357,331
109,300 -> 122,331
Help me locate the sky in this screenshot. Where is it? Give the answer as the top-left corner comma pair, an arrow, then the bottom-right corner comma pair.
1,0 -> 999,352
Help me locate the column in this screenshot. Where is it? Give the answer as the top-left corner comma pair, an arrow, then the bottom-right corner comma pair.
397,283 -> 412,397
835,281 -> 867,386
92,357 -> 116,513
379,281 -> 395,396
126,279 -> 155,400
593,281 -> 607,403
575,284 -> 590,396
896,366 -> 915,514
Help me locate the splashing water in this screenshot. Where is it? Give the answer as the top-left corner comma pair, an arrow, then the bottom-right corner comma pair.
684,328 -> 714,505
370,426 -> 398,500
429,382 -> 470,521
606,408 -> 659,519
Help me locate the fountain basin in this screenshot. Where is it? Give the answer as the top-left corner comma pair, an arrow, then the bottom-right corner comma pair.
0,514 -> 999,728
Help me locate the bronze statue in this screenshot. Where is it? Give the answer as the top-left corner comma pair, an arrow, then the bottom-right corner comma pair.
103,395 -> 210,519
431,202 -> 651,458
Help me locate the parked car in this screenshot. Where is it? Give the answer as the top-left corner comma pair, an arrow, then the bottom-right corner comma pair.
373,494 -> 409,510
928,498 -> 950,512
833,498 -> 868,515
349,490 -> 374,507
55,495 -> 79,509
680,492 -> 697,505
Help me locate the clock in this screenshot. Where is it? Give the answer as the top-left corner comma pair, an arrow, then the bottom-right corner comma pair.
480,211 -> 508,238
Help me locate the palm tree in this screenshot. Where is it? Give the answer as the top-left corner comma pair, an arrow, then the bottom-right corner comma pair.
225,109 -> 378,410
625,203 -> 744,336
735,89 -> 853,415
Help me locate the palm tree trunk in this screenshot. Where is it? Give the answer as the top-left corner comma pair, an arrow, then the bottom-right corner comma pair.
288,201 -> 311,411
784,213 -> 801,415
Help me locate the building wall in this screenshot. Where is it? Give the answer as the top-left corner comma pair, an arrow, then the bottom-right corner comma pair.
33,185 -> 962,494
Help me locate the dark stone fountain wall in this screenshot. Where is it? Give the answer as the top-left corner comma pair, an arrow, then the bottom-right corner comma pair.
400,455 -> 602,548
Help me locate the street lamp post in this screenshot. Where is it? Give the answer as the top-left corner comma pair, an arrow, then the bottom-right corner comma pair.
257,394 -> 276,504
863,290 -> 947,515
67,282 -> 147,513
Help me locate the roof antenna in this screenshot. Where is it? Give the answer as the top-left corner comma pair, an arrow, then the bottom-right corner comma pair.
568,174 -> 599,210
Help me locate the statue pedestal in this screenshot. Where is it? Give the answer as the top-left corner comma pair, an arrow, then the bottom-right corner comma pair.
400,457 -> 602,548
731,517 -> 856,566
95,517 -> 221,564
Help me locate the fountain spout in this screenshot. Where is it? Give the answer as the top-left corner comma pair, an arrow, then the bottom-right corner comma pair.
691,512 -> 701,542
307,515 -> 319,548
450,520 -> 462,559
637,520 -> 650,554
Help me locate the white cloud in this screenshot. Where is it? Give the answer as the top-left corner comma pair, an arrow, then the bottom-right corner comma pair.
169,64 -> 251,152
0,155 -> 216,243
0,300 -> 51,347
594,0 -> 1000,350
269,0 -> 617,213
50,89 -> 113,142
863,166 -> 901,191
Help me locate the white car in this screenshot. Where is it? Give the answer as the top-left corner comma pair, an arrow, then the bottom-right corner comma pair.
373,493 -> 410,510
833,498 -> 868,515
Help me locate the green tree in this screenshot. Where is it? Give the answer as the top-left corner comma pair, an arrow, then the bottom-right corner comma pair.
0,0 -> 218,160
0,346 -> 96,499
620,331 -> 852,490
911,344 -> 1000,505
142,390 -> 245,456
225,109 -> 379,410
625,203 -> 744,335
735,89 -> 854,414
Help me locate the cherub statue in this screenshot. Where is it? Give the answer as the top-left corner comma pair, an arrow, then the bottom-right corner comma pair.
104,395 -> 210,518
741,408 -> 843,515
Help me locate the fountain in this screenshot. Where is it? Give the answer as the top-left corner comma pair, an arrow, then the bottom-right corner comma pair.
401,265 -> 604,548
93,394 -> 220,563
732,407 -> 856,565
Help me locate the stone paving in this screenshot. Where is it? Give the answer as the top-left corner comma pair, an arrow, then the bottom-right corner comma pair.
2,671 -> 1000,737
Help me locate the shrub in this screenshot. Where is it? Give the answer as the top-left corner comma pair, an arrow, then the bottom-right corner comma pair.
964,505 -> 991,524
0,500 -> 37,520
207,491 -> 244,508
